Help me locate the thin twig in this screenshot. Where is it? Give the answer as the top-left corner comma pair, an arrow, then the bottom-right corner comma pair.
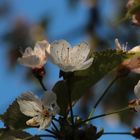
87,76 -> 119,120
94,76 -> 119,109
38,78 -> 47,91
80,106 -> 130,125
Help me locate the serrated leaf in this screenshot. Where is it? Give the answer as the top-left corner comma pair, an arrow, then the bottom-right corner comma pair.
53,50 -> 130,116
0,128 -> 41,140
2,100 -> 30,130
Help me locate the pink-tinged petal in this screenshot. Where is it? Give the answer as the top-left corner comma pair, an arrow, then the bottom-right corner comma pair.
122,56 -> 140,74
18,40 -> 49,68
18,56 -> 41,68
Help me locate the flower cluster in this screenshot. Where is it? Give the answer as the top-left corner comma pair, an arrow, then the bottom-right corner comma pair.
17,39 -> 94,130
18,40 -> 94,72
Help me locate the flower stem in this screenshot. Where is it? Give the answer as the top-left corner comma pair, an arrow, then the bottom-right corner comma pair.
38,78 -> 47,91
81,106 -> 130,124
87,76 -> 119,120
66,79 -> 74,126
103,132 -> 131,135
94,76 -> 119,109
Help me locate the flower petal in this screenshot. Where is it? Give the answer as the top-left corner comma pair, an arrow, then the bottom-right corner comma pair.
18,55 -> 41,68
134,80 -> 140,98
69,42 -> 90,65
129,45 -> 140,53
42,91 -> 60,115
17,93 -> 43,117
18,40 -> 49,68
74,57 -> 94,71
36,40 -> 50,51
19,92 -> 42,104
50,40 -> 70,64
115,38 -> 122,51
23,47 -> 33,56
39,117 -> 52,130
26,116 -> 41,126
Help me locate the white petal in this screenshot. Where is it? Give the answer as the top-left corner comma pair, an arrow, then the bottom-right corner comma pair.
18,55 -> 41,68
69,42 -> 90,65
39,117 -> 52,130
26,116 -> 41,126
134,80 -> 140,98
17,93 -> 43,117
115,38 -> 122,51
17,100 -> 42,117
42,91 -> 57,105
50,40 -> 70,64
23,47 -> 33,56
36,40 -> 50,51
128,45 -> 140,53
75,57 -> 94,71
42,91 -> 60,115
18,40 -> 48,68
19,92 -> 42,105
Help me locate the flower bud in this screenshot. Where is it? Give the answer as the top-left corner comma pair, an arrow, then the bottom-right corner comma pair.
32,67 -> 46,80
131,127 -> 140,138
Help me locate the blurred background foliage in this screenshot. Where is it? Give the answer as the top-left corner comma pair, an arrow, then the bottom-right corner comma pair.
1,0 -> 140,139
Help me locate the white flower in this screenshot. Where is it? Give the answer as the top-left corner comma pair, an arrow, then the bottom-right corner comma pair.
48,40 -> 94,72
18,40 -> 50,69
17,91 -> 59,130
115,38 -> 140,53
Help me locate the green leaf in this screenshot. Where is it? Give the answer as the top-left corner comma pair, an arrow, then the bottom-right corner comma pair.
2,100 -> 30,130
0,128 -> 41,140
53,81 -> 69,116
53,49 -> 130,115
